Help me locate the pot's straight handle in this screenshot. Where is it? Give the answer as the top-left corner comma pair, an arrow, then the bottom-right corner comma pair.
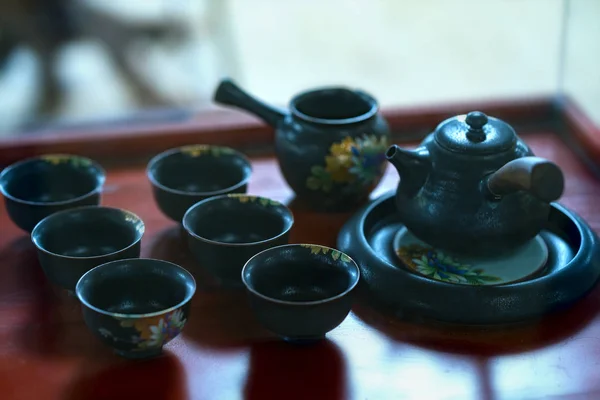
486,156 -> 565,202
213,78 -> 287,127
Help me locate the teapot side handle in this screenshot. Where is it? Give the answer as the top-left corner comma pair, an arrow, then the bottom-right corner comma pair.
484,157 -> 565,202
213,78 -> 288,127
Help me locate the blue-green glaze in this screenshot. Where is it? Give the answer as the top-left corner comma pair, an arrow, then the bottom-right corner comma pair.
213,78 -> 390,212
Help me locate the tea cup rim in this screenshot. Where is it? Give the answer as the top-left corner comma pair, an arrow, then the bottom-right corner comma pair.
290,86 -> 379,125
30,205 -> 145,260
146,144 -> 252,197
0,153 -> 106,206
182,194 -> 294,248
240,243 -> 360,306
75,258 -> 197,319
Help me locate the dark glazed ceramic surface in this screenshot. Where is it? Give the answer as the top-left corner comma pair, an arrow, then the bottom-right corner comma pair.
337,191 -> 600,325
386,111 -> 565,255
183,194 -> 294,287
242,244 -> 359,342
0,154 -> 105,232
31,206 -> 145,291
213,78 -> 391,212
147,145 -> 252,223
76,258 -> 196,359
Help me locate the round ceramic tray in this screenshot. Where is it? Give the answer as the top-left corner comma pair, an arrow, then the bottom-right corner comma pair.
337,191 -> 600,325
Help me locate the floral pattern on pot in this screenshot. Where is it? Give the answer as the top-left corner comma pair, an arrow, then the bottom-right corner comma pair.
397,244 -> 502,285
306,134 -> 389,193
102,308 -> 187,350
180,145 -> 235,158
300,244 -> 352,262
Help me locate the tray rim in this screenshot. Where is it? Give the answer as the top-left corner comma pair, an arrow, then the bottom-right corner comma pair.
337,190 -> 600,324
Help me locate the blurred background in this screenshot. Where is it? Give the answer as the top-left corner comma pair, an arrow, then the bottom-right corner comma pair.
0,0 -> 596,137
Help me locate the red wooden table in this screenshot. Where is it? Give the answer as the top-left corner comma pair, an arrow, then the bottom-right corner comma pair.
1,132 -> 600,400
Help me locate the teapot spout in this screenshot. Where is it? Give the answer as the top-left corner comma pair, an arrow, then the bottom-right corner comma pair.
386,144 -> 431,195
213,78 -> 288,127
485,156 -> 565,202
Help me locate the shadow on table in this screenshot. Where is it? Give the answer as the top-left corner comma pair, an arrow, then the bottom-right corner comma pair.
147,224 -> 222,291
244,339 -> 348,400
14,285 -> 117,359
0,237 -> 113,359
284,196 -> 354,248
0,236 -> 46,300
63,350 -> 186,400
149,224 -> 270,348
351,283 -> 600,356
181,288 -> 271,349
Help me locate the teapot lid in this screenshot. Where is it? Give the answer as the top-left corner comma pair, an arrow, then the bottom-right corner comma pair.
434,111 -> 517,155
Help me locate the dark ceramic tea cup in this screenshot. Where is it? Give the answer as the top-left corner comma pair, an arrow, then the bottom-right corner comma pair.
31,206 -> 145,291
241,244 -> 359,343
147,145 -> 252,223
0,154 -> 105,232
76,258 -> 196,359
182,194 -> 294,287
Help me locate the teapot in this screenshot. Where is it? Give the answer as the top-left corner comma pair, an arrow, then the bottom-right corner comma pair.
386,111 -> 564,256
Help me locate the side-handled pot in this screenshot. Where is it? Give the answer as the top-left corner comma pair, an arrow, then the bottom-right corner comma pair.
213,78 -> 391,212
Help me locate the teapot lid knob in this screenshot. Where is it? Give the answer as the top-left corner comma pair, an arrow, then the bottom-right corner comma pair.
465,111 -> 488,142
433,110 -> 517,155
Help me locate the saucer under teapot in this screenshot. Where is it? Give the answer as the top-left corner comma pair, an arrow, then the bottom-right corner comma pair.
392,226 -> 548,286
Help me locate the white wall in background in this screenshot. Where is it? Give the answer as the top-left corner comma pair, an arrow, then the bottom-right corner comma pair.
562,0 -> 600,126
227,0 -> 564,108
0,0 -> 573,135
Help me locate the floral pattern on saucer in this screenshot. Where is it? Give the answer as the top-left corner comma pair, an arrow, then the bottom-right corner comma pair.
392,227 -> 549,286
397,244 -> 501,285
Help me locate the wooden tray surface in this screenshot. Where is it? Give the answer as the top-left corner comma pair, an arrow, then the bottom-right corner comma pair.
1,132 -> 600,400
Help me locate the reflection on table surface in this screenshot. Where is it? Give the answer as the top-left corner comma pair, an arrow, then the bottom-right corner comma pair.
1,133 -> 600,399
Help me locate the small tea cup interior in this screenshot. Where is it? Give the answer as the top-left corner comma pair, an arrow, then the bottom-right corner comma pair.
243,245 -> 359,303
148,146 -> 251,195
291,88 -> 377,122
32,207 -> 144,258
184,195 -> 294,244
77,259 -> 196,315
0,155 -> 104,204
